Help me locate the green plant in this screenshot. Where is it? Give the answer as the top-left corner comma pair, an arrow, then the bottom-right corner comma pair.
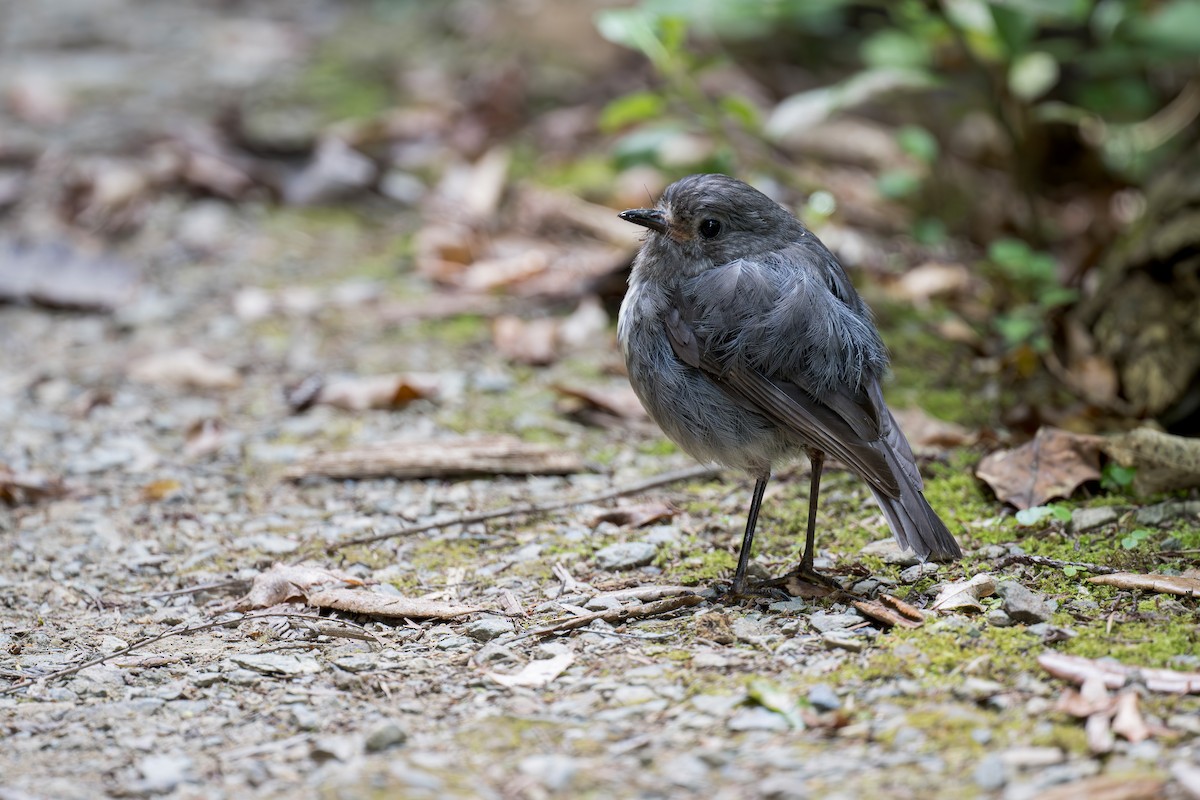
1101,462 -> 1137,493
1120,528 -> 1151,550
981,238 -> 1078,352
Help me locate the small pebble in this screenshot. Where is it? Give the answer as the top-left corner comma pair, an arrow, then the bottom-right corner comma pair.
807,684 -> 840,712
595,541 -> 657,570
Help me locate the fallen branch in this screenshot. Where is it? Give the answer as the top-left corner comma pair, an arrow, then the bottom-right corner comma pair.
328,464 -> 721,551
520,593 -> 704,640
996,553 -> 1119,575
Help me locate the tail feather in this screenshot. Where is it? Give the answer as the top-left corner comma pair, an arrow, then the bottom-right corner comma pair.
872,404 -> 962,561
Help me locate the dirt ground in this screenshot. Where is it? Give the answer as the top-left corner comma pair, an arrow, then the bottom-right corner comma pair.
2,2 -> 1198,799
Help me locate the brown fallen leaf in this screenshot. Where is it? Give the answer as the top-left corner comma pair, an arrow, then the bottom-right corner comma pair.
307,588 -> 479,620
888,261 -> 971,307
128,349 -> 241,390
930,573 -> 997,613
592,501 -> 676,528
1086,707 -> 1116,754
140,479 -> 183,502
284,435 -> 585,481
493,315 -> 558,366
457,243 -> 552,292
879,594 -> 925,622
1038,651 -> 1200,694
890,407 -> 976,449
1103,427 -> 1200,495
0,466 -> 67,505
488,651 -> 574,688
853,599 -> 923,629
310,374 -> 439,412
976,427 -> 1103,510
1055,675 -> 1115,718
1111,690 -> 1151,743
240,564 -> 364,610
1030,775 -> 1164,800
1088,570 -> 1200,598
554,383 -> 648,421
185,418 -> 226,458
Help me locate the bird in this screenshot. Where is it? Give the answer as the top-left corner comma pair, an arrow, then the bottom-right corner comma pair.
616,173 -> 961,594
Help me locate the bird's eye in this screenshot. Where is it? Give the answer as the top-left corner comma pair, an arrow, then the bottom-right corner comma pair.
698,218 -> 722,239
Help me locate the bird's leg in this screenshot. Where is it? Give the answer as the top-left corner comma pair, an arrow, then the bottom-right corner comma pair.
729,474 -> 769,595
799,450 -> 824,574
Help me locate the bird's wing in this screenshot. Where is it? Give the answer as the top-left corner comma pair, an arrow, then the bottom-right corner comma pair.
665,252 -> 900,497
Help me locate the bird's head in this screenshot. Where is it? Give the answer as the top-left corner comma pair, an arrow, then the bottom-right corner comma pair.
619,174 -> 804,280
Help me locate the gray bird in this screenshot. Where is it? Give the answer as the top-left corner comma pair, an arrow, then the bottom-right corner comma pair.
617,173 -> 961,593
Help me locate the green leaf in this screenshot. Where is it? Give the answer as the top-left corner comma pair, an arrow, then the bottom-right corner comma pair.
994,311 -> 1039,346
1127,0 -> 1200,56
877,169 -> 922,199
1009,51 -> 1060,100
1101,463 -> 1136,492
719,94 -> 761,130
747,678 -> 804,729
1062,565 -> 1078,577
897,125 -> 939,163
912,217 -> 947,246
1016,505 -> 1070,526
1038,286 -> 1080,309
1120,528 -> 1151,550
861,29 -> 931,68
600,91 -> 667,132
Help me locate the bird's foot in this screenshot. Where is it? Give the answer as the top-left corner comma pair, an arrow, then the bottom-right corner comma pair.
716,578 -> 791,604
757,566 -> 842,599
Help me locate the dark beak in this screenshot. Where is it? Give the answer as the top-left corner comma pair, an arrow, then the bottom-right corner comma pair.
619,208 -> 668,235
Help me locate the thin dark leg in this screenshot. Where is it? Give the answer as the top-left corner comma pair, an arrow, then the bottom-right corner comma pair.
730,475 -> 770,593
799,451 -> 824,573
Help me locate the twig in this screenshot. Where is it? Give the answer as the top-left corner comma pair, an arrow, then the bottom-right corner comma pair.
0,611 -> 345,696
996,553 -> 1119,575
139,579 -> 248,600
516,593 -> 704,641
327,464 -> 721,551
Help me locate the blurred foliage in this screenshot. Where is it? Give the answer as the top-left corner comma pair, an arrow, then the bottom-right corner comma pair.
596,0 -> 1200,205
596,0 -> 1200,365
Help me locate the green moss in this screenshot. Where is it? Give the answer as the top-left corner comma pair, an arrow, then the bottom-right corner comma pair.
1061,618 -> 1200,667
665,547 -> 737,584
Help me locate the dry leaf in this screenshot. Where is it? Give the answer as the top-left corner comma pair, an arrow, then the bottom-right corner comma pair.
140,479 -> 183,502
879,594 -> 925,622
458,245 -> 552,292
1031,775 -> 1164,800
488,652 -> 574,688
1054,675 -> 1115,718
1103,427 -> 1200,495
592,502 -> 675,528
185,418 -> 226,458
0,466 -> 67,505
493,315 -> 558,366
1111,690 -> 1151,743
128,349 -> 241,390
852,599 -> 923,628
312,374 -> 438,412
554,383 -> 648,421
1088,571 -> 1200,598
241,564 -> 364,609
1039,652 -> 1200,694
930,573 -> 997,613
307,588 -> 479,619
889,262 -> 971,307
1086,708 -> 1115,754
976,427 -> 1103,510
284,435 -> 584,481
890,407 -> 976,449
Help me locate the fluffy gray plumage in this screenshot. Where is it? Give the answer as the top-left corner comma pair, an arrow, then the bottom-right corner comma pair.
617,173 -> 961,568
